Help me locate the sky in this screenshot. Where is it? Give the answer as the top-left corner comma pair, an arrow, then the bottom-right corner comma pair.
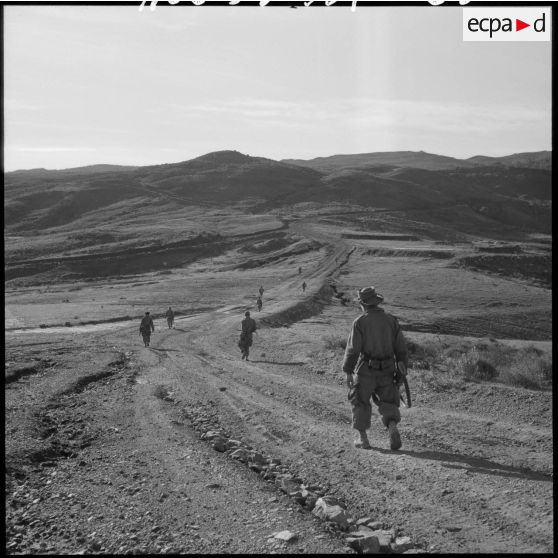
3,3 -> 552,171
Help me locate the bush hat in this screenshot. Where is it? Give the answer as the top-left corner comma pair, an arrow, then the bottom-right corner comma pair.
357,286 -> 384,306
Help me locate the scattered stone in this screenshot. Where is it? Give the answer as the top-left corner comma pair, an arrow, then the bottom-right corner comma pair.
212,439 -> 227,452
273,530 -> 298,542
346,533 -> 381,553
303,495 -> 318,511
358,529 -> 393,552
230,448 -> 249,462
201,430 -> 223,441
250,452 -> 266,465
312,497 -> 350,529
445,525 -> 462,532
218,387 -> 227,391
356,517 -> 373,526
392,536 -> 413,553
204,483 -> 221,490
279,478 -> 300,496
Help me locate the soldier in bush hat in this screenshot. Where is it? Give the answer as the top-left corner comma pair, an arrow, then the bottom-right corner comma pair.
343,286 -> 408,450
238,311 -> 257,361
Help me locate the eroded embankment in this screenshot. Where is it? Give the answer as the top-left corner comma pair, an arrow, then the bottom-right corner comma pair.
260,283 -> 335,328
258,247 -> 354,328
365,248 -> 454,259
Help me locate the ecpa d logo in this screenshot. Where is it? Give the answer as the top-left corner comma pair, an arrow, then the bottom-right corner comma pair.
463,8 -> 550,42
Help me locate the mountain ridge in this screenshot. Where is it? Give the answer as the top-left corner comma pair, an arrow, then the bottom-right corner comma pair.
4,149 -> 551,242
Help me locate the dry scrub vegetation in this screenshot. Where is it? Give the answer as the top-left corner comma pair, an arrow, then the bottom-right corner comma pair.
321,335 -> 552,391
408,339 -> 552,391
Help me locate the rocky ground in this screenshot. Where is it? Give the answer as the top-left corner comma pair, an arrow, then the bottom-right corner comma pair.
5,222 -> 553,555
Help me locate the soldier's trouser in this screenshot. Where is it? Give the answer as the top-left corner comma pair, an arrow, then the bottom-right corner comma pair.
351,365 -> 400,430
167,318 -> 173,328
238,334 -> 253,356
141,332 -> 151,345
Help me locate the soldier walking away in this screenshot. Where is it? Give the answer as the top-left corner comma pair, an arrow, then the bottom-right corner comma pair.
165,306 -> 175,329
298,266 -> 302,274
302,281 -> 307,292
238,311 -> 257,361
256,296 -> 263,312
343,287 -> 408,451
139,312 -> 155,347
259,285 -> 264,297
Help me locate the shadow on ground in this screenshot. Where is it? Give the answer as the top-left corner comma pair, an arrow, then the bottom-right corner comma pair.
368,445 -> 552,482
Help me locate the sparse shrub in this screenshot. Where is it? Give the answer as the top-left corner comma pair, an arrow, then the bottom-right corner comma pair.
455,348 -> 499,382
406,339 -> 440,369
499,352 -> 552,390
411,338 -> 551,391
153,385 -> 169,400
473,359 -> 498,381
323,335 -> 347,352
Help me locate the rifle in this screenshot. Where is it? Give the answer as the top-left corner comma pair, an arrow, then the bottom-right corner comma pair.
396,361 -> 412,408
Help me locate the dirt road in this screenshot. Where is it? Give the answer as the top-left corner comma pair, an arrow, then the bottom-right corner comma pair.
5,226 -> 553,554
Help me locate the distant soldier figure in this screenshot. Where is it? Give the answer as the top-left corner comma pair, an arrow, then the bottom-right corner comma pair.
298,266 -> 302,274
256,296 -> 263,312
139,312 -> 155,347
238,311 -> 257,361
259,285 -> 264,297
302,281 -> 307,292
165,306 -> 175,329
343,287 -> 408,451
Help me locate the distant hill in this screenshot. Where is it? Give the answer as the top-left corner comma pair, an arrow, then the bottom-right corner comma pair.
466,151 -> 551,170
4,149 -> 551,238
4,151 -> 324,231
6,164 -> 139,177
282,151 -> 471,173
282,150 -> 551,173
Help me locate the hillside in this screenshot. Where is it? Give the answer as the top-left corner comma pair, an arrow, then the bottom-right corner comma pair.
282,150 -> 551,173
467,151 -> 551,170
4,149 -> 552,272
282,150 -> 471,173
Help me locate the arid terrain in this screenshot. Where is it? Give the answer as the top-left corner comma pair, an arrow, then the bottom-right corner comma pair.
5,150 -> 552,554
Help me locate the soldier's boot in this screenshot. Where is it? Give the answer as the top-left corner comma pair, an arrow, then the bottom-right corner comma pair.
387,421 -> 401,450
354,430 -> 371,450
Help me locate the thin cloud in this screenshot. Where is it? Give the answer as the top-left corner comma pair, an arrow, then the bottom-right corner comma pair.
160,97 -> 549,135
12,147 -> 99,153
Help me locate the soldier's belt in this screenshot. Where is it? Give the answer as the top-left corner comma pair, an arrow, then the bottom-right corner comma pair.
365,357 -> 394,370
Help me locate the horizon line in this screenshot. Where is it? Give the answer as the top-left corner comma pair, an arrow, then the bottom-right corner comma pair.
4,147 -> 551,173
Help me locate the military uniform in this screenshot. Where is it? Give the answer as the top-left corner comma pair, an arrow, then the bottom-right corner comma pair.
165,308 -> 174,329
343,287 -> 408,450
256,297 -> 262,311
239,313 -> 257,360
140,313 -> 155,347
